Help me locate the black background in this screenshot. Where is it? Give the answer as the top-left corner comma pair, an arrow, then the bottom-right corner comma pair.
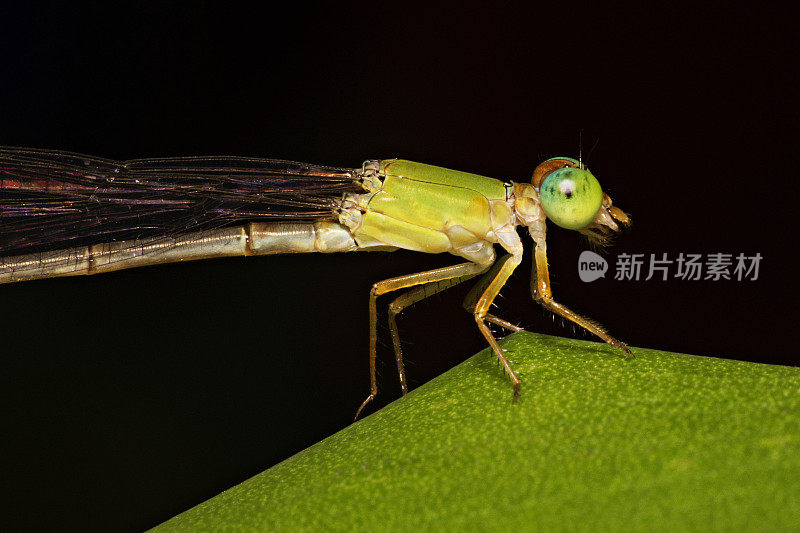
1,3 -> 797,531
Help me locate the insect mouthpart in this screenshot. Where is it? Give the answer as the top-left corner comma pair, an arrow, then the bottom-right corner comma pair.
579,195 -> 631,248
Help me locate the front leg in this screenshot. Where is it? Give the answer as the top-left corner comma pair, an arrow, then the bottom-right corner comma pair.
531,243 -> 632,357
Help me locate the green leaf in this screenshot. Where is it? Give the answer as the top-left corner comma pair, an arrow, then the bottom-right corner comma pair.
153,332 -> 800,532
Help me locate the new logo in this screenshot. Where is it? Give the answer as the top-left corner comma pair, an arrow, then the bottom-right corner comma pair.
578,250 -> 608,282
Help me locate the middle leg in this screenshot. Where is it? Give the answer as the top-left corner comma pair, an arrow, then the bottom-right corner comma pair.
463,254 -> 525,334
469,251 -> 525,396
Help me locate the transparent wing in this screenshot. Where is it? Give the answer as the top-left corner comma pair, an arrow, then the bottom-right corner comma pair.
0,147 -> 362,277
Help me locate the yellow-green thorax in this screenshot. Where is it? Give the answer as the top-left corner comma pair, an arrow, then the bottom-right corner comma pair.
340,159 -> 526,265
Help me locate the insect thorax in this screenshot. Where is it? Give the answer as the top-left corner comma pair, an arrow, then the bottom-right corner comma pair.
332,160 -> 544,264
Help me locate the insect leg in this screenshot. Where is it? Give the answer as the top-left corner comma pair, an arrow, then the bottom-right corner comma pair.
355,261 -> 490,420
470,251 -> 524,397
463,254 -> 524,333
387,265 -> 489,396
531,243 -> 632,356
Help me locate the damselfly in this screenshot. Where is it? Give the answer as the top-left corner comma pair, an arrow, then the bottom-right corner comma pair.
0,147 -> 631,418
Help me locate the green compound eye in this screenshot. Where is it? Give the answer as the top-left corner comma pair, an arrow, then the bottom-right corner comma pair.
539,167 -> 603,229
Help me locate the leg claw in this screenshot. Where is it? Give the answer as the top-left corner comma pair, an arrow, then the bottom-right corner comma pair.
354,393 -> 376,421
611,340 -> 634,359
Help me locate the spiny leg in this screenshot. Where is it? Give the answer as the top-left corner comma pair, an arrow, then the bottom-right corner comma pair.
470,252 -> 524,397
463,254 -> 524,334
388,266 -> 489,395
355,261 -> 491,420
484,315 -> 524,333
531,244 -> 631,356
